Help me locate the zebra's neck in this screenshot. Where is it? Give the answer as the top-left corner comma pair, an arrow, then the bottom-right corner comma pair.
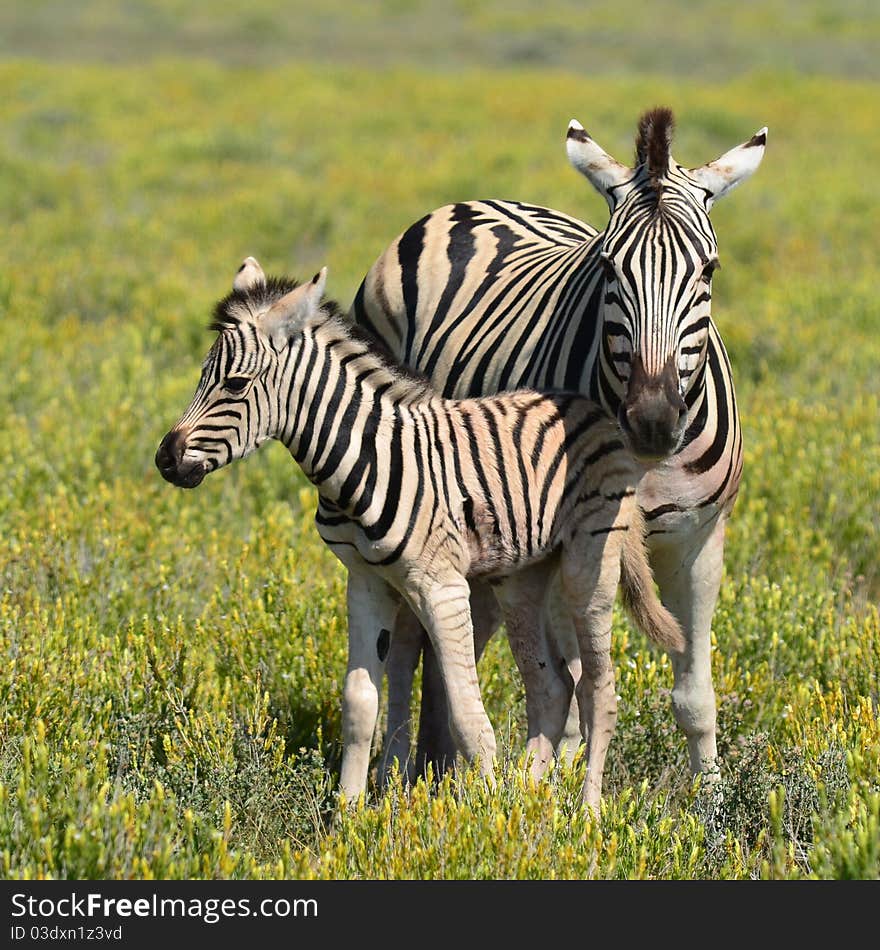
278,313 -> 435,508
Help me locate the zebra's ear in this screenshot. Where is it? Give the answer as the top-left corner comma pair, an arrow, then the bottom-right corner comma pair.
261,267 -> 329,343
566,119 -> 635,209
233,256 -> 266,291
688,127 -> 768,209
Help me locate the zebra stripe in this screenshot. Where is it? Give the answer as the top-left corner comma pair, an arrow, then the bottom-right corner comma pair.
350,107 -> 766,779
354,192 -> 739,518
155,261 -> 684,806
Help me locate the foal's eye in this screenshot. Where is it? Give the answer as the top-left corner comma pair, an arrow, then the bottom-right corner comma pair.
225,376 -> 250,394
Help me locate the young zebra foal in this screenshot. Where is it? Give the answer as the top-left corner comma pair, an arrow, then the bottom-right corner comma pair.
155,258 -> 684,810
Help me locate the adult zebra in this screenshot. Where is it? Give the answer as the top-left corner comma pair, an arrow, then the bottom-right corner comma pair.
351,107 -> 767,783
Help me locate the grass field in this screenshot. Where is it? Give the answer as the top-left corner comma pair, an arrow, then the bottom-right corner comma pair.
1,3 -> 878,879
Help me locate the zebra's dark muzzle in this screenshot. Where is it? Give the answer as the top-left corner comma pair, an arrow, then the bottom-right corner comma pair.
155,429 -> 207,489
618,354 -> 687,463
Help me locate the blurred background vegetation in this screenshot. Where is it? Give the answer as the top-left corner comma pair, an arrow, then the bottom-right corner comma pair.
2,0 -> 879,78
1,1 -> 878,878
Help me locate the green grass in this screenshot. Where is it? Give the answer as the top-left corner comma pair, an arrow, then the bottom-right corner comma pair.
1,12 -> 879,879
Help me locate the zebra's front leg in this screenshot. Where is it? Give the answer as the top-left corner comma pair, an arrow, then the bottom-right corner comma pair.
415,579 -> 501,780
561,539 -> 622,815
409,575 -> 497,782
339,569 -> 400,803
649,512 -> 727,782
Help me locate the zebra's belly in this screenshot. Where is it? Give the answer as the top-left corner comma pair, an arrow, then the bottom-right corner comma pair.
316,510 -> 471,580
464,523 -> 561,582
316,521 -> 406,571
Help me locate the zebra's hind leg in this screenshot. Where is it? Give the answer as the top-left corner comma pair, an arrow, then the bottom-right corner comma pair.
493,563 -> 573,780
648,512 -> 727,783
381,605 -> 421,787
408,575 -> 497,783
339,569 -> 400,804
414,630 -> 456,781
543,573 -> 583,765
414,579 -> 501,781
560,532 -> 624,815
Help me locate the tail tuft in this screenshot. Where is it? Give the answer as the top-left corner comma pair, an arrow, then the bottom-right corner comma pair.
619,506 -> 685,655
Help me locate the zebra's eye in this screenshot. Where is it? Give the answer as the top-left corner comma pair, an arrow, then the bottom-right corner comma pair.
701,258 -> 720,283
225,376 -> 250,394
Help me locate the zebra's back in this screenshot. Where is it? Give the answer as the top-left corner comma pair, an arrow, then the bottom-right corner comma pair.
354,199 -> 605,400
352,199 -> 742,526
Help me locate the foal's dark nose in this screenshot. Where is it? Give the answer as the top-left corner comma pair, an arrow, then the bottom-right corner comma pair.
155,429 -> 187,481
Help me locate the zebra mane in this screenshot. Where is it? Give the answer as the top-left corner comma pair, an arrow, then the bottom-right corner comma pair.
209,276 -> 302,331
209,274 -> 431,388
634,107 -> 675,188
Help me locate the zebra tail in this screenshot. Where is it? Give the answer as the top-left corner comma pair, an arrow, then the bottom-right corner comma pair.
619,505 -> 686,655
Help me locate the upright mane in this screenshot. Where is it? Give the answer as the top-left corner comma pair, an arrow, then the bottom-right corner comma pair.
210,276 -> 302,331
210,274 -> 431,388
634,107 -> 675,188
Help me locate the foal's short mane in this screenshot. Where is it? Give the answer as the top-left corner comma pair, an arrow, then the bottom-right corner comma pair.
209,276 -> 302,331
209,275 -> 431,387
634,106 -> 675,188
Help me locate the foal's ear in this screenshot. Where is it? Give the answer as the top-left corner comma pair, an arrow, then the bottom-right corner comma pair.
233,256 -> 266,291
261,267 -> 329,343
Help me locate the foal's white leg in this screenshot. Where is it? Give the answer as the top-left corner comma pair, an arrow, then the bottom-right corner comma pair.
649,513 -> 727,781
409,575 -> 497,781
339,569 -> 400,803
414,579 -> 501,780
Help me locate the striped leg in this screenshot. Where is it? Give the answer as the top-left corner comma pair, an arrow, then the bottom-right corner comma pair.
649,513 -> 726,781
339,569 -> 400,803
415,579 -> 501,780
494,566 -> 573,779
408,575 -> 497,781
561,535 -> 623,814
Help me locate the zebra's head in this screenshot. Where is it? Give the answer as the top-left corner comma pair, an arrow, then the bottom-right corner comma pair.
567,107 -> 766,462
156,258 -> 328,488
